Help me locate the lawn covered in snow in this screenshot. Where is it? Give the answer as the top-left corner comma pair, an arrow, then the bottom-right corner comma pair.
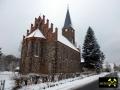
19,72 -> 109,90
0,71 -> 17,90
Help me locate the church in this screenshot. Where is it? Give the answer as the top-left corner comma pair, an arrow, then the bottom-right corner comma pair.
20,9 -> 81,75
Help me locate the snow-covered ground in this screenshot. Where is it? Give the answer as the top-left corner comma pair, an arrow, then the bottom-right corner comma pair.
0,72 -> 111,90
19,72 -> 109,90
0,71 -> 17,90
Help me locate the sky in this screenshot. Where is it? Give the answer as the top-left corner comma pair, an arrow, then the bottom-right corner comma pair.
0,0 -> 120,64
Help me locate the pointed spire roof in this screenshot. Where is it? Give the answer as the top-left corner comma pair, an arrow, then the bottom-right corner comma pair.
64,8 -> 72,28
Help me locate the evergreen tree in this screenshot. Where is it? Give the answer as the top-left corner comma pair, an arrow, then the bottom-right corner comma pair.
0,48 -> 2,59
82,27 -> 105,72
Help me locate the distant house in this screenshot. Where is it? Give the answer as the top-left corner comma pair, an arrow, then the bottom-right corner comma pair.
20,9 -> 81,75
102,63 -> 114,72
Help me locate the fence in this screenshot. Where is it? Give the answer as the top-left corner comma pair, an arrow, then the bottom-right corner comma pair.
0,80 -> 5,90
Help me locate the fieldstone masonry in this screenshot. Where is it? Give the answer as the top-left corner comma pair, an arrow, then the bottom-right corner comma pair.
20,9 -> 81,76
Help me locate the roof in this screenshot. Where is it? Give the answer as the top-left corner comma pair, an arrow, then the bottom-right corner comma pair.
63,9 -> 72,28
25,26 -> 79,52
58,34 -> 79,52
26,29 -> 45,39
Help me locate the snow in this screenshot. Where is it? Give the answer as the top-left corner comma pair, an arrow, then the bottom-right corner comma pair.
26,29 -> 45,39
81,58 -> 84,62
25,28 -> 79,52
58,34 -> 79,52
19,72 -> 109,90
34,55 -> 39,57
0,71 -> 17,90
15,67 -> 20,70
46,72 -> 109,90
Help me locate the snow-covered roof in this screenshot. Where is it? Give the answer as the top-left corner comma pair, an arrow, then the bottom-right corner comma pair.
58,34 -> 79,52
25,28 -> 79,52
26,29 -> 45,39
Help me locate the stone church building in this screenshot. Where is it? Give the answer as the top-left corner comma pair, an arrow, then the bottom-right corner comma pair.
20,9 -> 81,75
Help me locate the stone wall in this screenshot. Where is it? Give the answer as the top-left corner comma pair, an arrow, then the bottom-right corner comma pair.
21,39 -> 81,75
43,41 -> 57,74
56,41 -> 81,73
20,15 -> 81,75
20,38 -> 57,75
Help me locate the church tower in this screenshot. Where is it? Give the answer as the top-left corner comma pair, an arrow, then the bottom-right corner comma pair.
62,8 -> 75,44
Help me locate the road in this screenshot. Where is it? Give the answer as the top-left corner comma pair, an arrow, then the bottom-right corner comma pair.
75,72 -> 120,90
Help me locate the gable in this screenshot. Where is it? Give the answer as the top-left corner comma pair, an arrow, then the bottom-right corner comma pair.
26,29 -> 45,39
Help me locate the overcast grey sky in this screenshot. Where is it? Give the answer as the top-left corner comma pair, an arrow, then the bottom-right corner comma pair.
0,0 -> 120,64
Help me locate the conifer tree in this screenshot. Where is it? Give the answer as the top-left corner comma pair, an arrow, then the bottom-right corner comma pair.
0,48 -> 2,58
82,27 -> 105,72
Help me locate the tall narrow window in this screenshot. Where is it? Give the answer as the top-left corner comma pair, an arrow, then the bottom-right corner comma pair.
27,41 -> 32,56
34,42 -> 39,57
41,42 -> 43,57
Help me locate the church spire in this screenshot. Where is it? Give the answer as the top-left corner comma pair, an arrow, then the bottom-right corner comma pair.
62,7 -> 75,45
63,7 -> 72,28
